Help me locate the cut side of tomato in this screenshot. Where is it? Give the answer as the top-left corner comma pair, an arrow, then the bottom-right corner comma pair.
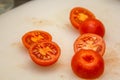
70,7 -> 95,29
22,30 -> 52,49
74,33 -> 105,56
29,41 -> 61,66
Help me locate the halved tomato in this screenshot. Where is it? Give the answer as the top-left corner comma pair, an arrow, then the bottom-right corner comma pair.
74,33 -> 105,56
70,7 -> 95,29
22,30 -> 52,49
29,41 -> 61,66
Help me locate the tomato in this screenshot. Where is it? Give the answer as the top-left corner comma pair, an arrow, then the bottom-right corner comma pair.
29,41 -> 61,66
22,30 -> 52,49
70,7 -> 95,29
71,49 -> 104,79
74,33 -> 105,56
79,18 -> 105,37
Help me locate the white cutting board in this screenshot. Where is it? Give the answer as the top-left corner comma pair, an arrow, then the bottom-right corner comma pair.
0,0 -> 120,80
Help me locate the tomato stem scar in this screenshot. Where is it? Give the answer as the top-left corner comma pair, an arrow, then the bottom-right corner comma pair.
83,55 -> 94,63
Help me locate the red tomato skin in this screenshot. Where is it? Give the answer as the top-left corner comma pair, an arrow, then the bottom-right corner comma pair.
71,49 -> 104,79
79,18 -> 105,37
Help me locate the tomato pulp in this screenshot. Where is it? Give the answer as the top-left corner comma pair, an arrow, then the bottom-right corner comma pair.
74,33 -> 106,56
29,41 -> 61,66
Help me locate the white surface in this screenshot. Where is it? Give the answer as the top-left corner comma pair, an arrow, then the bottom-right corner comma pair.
0,0 -> 120,80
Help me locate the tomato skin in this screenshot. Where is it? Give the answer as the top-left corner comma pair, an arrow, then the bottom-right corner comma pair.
79,18 -> 105,37
71,49 -> 104,79
29,41 -> 61,66
70,7 -> 95,29
22,30 -> 52,49
74,33 -> 105,56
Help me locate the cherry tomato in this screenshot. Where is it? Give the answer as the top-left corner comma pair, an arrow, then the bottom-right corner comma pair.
22,30 -> 52,49
74,33 -> 105,56
71,49 -> 104,79
79,18 -> 105,37
29,41 -> 61,66
70,7 -> 95,29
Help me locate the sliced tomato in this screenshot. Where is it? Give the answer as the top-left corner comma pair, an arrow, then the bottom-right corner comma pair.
79,18 -> 105,37
74,33 -> 105,56
70,7 -> 95,29
29,41 -> 61,66
22,30 -> 52,49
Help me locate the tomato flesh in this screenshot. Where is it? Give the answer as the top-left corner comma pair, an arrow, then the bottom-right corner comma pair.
29,41 -> 61,66
71,49 -> 104,79
22,30 -> 52,49
70,7 -> 95,29
74,33 -> 105,56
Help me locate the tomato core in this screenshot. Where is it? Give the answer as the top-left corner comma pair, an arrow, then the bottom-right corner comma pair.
78,13 -> 88,22
31,35 -> 44,42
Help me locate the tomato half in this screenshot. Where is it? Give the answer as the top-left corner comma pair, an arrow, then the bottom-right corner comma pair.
70,7 -> 95,29
22,30 -> 52,49
29,41 -> 61,66
79,18 -> 105,37
71,49 -> 104,79
74,33 -> 105,56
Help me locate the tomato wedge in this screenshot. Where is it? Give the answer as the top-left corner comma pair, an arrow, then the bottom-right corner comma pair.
70,7 -> 95,29
74,33 -> 105,56
22,30 -> 52,49
29,41 -> 61,66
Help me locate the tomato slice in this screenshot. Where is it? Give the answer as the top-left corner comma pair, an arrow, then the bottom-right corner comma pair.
74,33 -> 105,56
29,41 -> 61,66
22,30 -> 52,49
70,7 -> 95,29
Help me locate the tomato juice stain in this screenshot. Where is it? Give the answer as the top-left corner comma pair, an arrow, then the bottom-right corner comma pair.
11,42 -> 21,47
26,17 -> 54,27
104,47 -> 120,77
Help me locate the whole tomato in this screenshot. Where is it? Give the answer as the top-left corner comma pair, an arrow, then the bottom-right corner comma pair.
71,49 -> 104,79
79,18 -> 105,37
